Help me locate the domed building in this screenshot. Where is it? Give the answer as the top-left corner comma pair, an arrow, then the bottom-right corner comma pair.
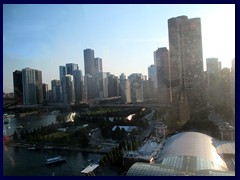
127,132 -> 235,176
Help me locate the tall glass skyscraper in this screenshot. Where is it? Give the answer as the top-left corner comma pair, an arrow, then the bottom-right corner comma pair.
62,74 -> 75,104
66,63 -> 79,75
84,48 -> 95,76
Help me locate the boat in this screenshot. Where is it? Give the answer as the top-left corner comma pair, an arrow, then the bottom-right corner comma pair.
28,147 -> 36,151
81,159 -> 100,176
28,144 -> 36,151
17,125 -> 23,129
46,156 -> 66,166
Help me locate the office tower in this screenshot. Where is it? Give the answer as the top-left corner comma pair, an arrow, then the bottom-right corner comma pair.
148,65 -> 158,89
219,68 -> 231,105
13,70 -> 23,105
96,72 -> 109,98
206,58 -> 219,105
94,57 -> 103,74
59,66 -> 67,81
148,65 -> 158,100
22,68 -> 37,105
128,73 -> 144,102
51,79 -> 62,102
120,73 -> 131,103
66,63 -> 79,75
154,47 -> 171,105
168,15 -> 205,112
62,75 -> 75,104
72,69 -> 84,103
206,58 -> 219,74
107,73 -> 120,98
142,79 -> 153,102
84,48 -> 95,76
35,70 -> 43,104
42,83 -> 49,102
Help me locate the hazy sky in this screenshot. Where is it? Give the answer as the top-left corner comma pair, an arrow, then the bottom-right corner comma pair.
3,4 -> 235,93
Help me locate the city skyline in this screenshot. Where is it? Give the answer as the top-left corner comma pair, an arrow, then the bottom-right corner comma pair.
3,4 -> 235,93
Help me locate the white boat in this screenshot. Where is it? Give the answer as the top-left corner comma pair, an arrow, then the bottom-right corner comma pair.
46,156 -> 66,166
28,147 -> 36,151
17,125 -> 23,129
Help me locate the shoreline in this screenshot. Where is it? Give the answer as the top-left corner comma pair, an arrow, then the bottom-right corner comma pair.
6,141 -> 111,154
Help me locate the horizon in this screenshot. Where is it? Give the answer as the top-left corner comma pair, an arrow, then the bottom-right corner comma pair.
3,4 -> 235,93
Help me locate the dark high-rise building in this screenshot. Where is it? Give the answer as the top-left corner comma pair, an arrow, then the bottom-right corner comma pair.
66,63 -> 79,75
62,75 -> 75,104
59,66 -> 67,81
13,70 -> 23,104
51,79 -> 62,102
35,70 -> 43,104
120,73 -> 131,103
42,83 -> 49,102
206,58 -> 220,105
168,16 -> 205,112
154,47 -> 171,105
84,48 -> 95,76
94,57 -> 103,74
107,73 -> 120,98
73,69 -> 84,103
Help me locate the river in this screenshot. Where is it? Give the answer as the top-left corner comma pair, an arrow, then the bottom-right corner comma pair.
3,113 -> 117,176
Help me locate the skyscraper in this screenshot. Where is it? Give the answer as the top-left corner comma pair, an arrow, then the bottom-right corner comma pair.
148,65 -> 158,89
35,70 -> 43,104
168,15 -> 205,112
59,66 -> 67,81
13,70 -> 23,104
206,58 -> 219,105
73,69 -> 84,103
22,68 -> 37,105
94,57 -> 103,74
107,73 -> 120,98
51,79 -> 62,102
206,58 -> 219,74
120,74 -> 131,103
96,72 -> 109,98
84,48 -> 95,76
62,74 -> 75,104
66,63 -> 79,75
128,73 -> 144,103
153,47 -> 171,105
42,83 -> 49,102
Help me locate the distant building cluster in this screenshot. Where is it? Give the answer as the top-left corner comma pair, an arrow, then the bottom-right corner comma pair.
12,16 -> 235,117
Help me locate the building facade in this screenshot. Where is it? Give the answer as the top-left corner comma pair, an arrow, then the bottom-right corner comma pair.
168,15 -> 205,113
22,68 -> 37,105
62,75 -> 75,104
13,70 -> 23,105
84,48 -> 95,76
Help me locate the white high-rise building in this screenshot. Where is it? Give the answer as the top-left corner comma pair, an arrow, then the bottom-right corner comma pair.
22,68 -> 37,105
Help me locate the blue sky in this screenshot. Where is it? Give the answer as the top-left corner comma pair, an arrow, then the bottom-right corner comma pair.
3,4 -> 235,93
